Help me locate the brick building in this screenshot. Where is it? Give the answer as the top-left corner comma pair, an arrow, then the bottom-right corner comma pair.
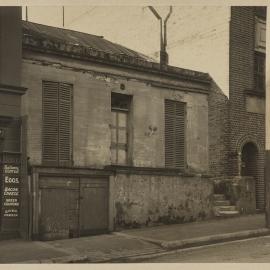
208,6 -> 266,211
229,7 -> 266,210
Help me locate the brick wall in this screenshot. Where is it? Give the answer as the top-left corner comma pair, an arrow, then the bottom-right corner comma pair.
208,80 -> 229,176
229,6 -> 265,209
208,7 -> 266,210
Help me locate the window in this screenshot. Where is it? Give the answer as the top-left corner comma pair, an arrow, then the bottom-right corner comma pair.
42,81 -> 73,166
255,17 -> 266,53
165,99 -> 186,169
110,93 -> 131,165
254,16 -> 266,93
254,14 -> 266,93
254,52 -> 265,92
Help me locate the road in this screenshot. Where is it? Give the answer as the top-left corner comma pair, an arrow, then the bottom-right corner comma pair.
133,236 -> 270,263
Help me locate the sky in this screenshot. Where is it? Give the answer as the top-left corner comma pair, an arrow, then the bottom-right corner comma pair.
21,5 -> 230,95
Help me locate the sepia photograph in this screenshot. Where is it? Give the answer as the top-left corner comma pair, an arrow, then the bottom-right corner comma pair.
0,0 -> 269,265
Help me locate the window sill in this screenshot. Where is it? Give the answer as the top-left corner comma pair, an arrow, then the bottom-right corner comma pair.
105,165 -> 210,177
245,89 -> 265,98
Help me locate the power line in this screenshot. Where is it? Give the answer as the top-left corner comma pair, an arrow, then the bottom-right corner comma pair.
167,21 -> 229,47
164,21 -> 229,49
171,29 -> 228,48
149,28 -> 228,57
65,7 -> 97,27
26,6 -> 28,21
62,6 -> 65,28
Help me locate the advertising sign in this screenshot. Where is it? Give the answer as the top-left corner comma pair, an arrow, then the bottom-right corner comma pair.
2,164 -> 20,218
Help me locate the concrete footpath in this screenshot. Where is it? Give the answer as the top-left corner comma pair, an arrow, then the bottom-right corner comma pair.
0,213 -> 269,263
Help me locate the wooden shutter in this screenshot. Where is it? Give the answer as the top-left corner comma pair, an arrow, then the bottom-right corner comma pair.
42,81 -> 59,165
165,99 -> 186,169
59,83 -> 73,166
42,81 -> 73,166
165,100 -> 175,167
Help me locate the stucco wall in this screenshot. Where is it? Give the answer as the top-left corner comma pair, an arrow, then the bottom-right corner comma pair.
21,52 -> 209,172
113,173 -> 214,228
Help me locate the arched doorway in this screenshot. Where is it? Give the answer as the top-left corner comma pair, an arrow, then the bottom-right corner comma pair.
241,142 -> 261,209
241,142 -> 258,177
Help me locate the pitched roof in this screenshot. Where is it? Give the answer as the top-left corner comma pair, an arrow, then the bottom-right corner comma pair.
22,21 -> 211,85
22,21 -> 154,62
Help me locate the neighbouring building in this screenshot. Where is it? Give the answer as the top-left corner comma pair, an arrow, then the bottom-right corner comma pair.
229,6 -> 266,210
0,7 -> 27,240
208,6 -> 266,211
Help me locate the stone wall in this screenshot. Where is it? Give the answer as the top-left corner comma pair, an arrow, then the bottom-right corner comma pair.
213,176 -> 256,214
113,173 -> 214,229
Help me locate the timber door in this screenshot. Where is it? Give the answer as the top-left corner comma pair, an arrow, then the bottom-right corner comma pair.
79,178 -> 109,236
39,177 -> 79,240
39,176 -> 109,240
241,142 -> 263,209
241,142 -> 258,177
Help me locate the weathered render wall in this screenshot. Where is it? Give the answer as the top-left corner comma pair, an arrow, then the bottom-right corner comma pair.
21,51 -> 209,172
113,173 -> 214,228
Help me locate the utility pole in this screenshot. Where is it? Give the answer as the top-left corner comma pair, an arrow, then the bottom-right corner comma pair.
163,7 -> 173,57
62,6 -> 65,28
25,6 -> 28,21
265,5 -> 270,228
148,6 -> 172,66
148,6 -> 163,58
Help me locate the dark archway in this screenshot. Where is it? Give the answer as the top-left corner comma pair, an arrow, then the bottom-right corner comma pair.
241,142 -> 260,209
241,142 -> 258,176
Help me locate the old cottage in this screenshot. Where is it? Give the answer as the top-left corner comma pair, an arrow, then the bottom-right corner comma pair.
19,20 -> 215,240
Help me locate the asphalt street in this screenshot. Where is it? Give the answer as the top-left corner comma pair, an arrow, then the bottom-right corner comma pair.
131,236 -> 270,263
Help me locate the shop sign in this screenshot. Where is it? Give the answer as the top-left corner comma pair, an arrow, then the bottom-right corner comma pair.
2,164 -> 20,218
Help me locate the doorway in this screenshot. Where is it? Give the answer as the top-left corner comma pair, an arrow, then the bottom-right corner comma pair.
241,142 -> 262,209
38,176 -> 109,240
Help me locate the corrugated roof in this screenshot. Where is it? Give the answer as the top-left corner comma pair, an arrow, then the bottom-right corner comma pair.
22,21 -> 154,62
22,20 -> 211,84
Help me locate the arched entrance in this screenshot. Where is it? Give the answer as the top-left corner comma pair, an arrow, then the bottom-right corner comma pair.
241,142 -> 258,177
241,142 -> 261,209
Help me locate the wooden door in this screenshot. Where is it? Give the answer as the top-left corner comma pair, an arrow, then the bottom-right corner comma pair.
79,178 -> 109,236
39,177 -> 79,240
39,176 -> 109,240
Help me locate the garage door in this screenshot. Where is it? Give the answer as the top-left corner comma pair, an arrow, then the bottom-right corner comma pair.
39,176 -> 109,240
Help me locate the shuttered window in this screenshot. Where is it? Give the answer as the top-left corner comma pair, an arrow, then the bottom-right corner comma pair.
165,99 -> 186,169
42,81 -> 73,166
